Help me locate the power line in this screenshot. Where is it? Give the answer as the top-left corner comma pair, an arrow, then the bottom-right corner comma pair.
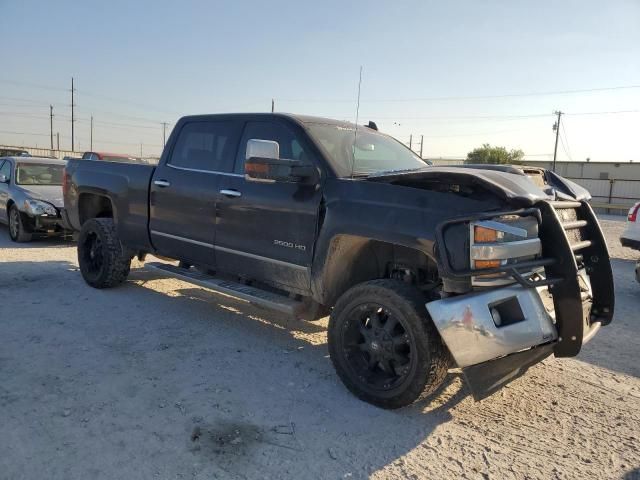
419,127 -> 531,138
565,109 -> 640,116
75,89 -> 182,116
0,129 -> 49,137
0,130 -> 163,149
0,78 -> 67,92
559,134 -> 572,162
0,110 -> 168,132
373,113 -> 553,120
560,121 -> 574,161
278,84 -> 640,103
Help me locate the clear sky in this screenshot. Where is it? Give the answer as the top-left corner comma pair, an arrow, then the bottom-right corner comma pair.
1,0 -> 639,160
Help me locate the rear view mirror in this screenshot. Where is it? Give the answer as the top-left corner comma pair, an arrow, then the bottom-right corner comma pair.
244,138 -> 318,185
0,174 -> 8,184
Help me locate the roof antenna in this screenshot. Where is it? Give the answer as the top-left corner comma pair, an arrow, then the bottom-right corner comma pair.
350,66 -> 363,179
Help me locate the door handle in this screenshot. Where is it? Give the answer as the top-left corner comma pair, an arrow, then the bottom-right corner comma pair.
220,189 -> 242,198
154,180 -> 171,187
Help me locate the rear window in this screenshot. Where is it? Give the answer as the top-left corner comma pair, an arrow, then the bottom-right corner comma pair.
169,121 -> 239,172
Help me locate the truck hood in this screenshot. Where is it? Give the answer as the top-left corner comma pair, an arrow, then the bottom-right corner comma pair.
366,165 -> 590,207
16,185 -> 64,208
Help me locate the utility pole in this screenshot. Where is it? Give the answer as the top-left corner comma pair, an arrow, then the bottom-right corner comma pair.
271,98 -> 275,113
552,110 -> 562,172
49,105 -> 54,150
420,135 -> 424,159
161,122 -> 168,147
409,134 -> 412,150
71,77 -> 76,151
140,143 -> 143,158
90,115 -> 93,151
56,132 -> 60,151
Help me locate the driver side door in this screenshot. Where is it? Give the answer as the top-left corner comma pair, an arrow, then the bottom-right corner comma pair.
214,119 -> 322,293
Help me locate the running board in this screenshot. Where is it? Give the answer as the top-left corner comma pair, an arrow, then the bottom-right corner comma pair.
145,262 -> 303,316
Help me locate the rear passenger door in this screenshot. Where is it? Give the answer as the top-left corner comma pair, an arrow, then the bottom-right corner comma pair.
149,119 -> 242,266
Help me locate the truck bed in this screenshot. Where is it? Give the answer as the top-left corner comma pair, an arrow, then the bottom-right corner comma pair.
63,159 -> 156,251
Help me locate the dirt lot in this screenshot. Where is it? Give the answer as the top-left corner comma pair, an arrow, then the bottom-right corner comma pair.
0,216 -> 638,480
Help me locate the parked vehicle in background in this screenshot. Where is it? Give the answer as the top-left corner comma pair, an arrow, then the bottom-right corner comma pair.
620,201 -> 640,282
0,156 -> 68,242
63,113 -> 614,409
0,148 -> 30,157
82,151 -> 136,162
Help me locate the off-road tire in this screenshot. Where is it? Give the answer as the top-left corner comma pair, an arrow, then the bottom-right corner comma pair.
328,279 -> 450,409
8,205 -> 32,242
77,218 -> 131,289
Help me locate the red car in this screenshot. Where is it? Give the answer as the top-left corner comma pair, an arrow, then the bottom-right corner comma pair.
82,151 -> 136,162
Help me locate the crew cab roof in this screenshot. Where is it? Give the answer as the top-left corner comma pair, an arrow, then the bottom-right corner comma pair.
177,112 -> 356,129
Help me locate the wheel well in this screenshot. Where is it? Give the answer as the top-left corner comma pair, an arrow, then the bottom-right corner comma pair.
78,193 -> 114,225
317,236 -> 440,306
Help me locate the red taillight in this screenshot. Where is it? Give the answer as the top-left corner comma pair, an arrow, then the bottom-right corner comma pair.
628,202 -> 640,222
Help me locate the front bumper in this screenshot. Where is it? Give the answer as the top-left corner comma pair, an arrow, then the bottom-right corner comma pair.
426,280 -> 599,400
24,211 -> 68,234
429,200 -> 614,400
426,284 -> 558,369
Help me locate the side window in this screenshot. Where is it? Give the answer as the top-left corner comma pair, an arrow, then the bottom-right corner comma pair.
168,121 -> 239,172
0,160 -> 11,180
234,121 -> 314,174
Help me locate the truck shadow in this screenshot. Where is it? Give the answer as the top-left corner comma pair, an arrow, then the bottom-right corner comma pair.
124,268 -> 469,477
2,260 -> 469,479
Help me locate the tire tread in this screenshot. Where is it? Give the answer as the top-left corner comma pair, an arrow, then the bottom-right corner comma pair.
328,279 -> 450,409
78,218 -> 130,288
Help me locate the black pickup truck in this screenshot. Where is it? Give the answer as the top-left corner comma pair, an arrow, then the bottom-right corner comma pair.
62,113 -> 614,409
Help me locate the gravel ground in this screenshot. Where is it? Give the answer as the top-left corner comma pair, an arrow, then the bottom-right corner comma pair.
0,216 -> 638,480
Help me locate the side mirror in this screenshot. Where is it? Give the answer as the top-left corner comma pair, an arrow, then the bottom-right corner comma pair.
245,139 -> 319,185
246,139 -> 279,162
0,174 -> 8,184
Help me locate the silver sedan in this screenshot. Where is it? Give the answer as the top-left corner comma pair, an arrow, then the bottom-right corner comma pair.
0,156 -> 68,242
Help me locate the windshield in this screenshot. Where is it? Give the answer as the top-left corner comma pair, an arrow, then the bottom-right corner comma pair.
305,123 -> 428,177
16,163 -> 64,186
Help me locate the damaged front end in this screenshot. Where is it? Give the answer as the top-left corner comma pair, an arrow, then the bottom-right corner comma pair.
427,200 -> 614,400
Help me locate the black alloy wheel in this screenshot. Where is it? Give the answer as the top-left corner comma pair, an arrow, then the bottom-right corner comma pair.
328,279 -> 450,409
341,303 -> 414,391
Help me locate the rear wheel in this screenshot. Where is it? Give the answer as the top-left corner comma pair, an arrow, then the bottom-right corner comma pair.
328,279 -> 449,409
8,205 -> 32,242
77,218 -> 131,288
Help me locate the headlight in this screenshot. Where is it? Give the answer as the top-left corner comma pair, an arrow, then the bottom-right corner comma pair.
470,216 -> 541,285
23,199 -> 57,216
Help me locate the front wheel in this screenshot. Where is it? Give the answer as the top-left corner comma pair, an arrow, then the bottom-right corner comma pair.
8,205 -> 32,242
328,280 -> 450,409
77,218 -> 131,288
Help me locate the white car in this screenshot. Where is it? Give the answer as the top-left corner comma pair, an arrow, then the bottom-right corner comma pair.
620,201 -> 640,282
